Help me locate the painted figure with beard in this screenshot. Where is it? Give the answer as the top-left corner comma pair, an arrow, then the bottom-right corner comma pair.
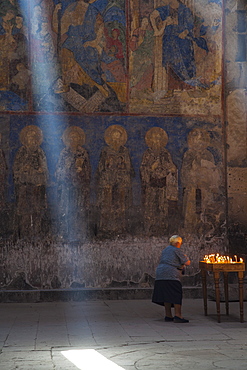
13,125 -> 48,238
55,126 -> 91,240
181,128 -> 222,233
96,125 -> 134,235
140,127 -> 178,235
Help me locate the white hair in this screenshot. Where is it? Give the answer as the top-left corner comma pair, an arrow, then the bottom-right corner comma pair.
169,235 -> 182,246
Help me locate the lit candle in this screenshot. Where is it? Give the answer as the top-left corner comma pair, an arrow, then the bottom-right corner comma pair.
240,258 -> 243,263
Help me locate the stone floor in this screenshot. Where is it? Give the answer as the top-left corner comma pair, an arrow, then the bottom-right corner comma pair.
1,298 -> 247,370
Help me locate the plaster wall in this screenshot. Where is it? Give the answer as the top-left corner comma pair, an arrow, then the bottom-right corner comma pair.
0,0 -> 246,293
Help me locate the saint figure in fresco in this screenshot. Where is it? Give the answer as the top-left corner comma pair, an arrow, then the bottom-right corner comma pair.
96,125 -> 134,235
150,0 -> 207,97
130,17 -> 154,98
13,125 -> 49,239
55,126 -> 91,240
140,127 -> 178,235
181,128 -> 222,233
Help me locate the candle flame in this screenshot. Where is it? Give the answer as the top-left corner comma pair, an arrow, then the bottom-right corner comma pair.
203,254 -> 244,264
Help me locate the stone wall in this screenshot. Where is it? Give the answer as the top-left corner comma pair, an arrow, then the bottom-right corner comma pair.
0,0 -> 246,293
0,235 -> 226,290
225,0 -> 247,254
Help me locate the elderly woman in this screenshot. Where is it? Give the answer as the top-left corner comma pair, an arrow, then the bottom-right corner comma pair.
152,235 -> 190,323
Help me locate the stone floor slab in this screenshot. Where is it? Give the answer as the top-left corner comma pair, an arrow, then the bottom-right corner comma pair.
0,299 -> 247,370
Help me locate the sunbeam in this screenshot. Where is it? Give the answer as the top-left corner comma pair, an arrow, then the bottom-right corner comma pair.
18,0 -> 61,111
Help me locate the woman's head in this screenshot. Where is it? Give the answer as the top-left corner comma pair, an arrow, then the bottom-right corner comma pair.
169,235 -> 182,246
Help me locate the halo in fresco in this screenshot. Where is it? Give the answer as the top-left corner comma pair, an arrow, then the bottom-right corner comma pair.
145,127 -> 168,149
104,125 -> 127,147
19,125 -> 43,146
62,126 -> 86,147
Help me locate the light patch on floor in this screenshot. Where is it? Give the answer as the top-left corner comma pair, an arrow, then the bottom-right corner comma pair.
61,349 -> 125,370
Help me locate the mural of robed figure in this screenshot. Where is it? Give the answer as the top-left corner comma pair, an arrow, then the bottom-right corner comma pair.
52,0 -> 126,111
96,124 -> 134,236
181,128 -> 222,233
55,126 -> 91,240
13,125 -> 49,239
140,127 -> 178,236
150,0 -> 199,96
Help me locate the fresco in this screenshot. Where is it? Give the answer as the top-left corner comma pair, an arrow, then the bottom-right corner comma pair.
0,0 -> 246,292
129,0 -> 222,115
0,0 -> 222,114
140,127 -> 178,235
0,114 -> 226,241
55,126 -> 91,240
96,125 -> 135,236
0,2 -> 29,111
181,128 -> 223,234
13,125 -> 49,238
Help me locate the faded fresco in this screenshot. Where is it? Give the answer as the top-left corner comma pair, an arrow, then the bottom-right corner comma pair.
0,115 -> 226,242
50,0 -> 126,112
96,125 -> 135,236
129,0 -> 222,115
0,0 -> 222,114
0,0 -> 246,292
55,126 -> 91,240
181,128 -> 224,234
0,2 -> 29,110
140,127 -> 178,235
13,125 -> 49,238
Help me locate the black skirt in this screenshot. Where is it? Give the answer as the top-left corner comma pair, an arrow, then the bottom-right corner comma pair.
152,280 -> 183,306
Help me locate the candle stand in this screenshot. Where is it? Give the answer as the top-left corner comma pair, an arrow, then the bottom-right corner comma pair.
199,261 -> 245,323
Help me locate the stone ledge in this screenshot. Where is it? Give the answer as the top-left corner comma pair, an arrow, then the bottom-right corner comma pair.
207,284 -> 247,302
0,286 -> 202,303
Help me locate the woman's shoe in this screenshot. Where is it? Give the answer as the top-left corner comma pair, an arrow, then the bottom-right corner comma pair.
164,316 -> 174,322
174,316 -> 189,323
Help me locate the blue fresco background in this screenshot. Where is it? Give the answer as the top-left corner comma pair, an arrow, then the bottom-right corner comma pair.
8,115 -> 222,205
